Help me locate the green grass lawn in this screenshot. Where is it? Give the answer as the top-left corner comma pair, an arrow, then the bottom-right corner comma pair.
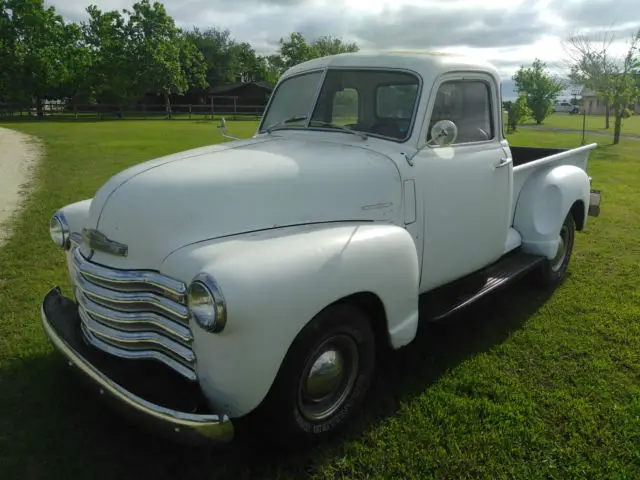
504,112 -> 640,136
0,120 -> 639,479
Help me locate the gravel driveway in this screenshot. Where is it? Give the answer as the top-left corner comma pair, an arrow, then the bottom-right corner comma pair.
0,127 -> 41,246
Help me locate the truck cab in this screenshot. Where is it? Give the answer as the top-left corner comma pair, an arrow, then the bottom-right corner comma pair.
41,51 -> 601,448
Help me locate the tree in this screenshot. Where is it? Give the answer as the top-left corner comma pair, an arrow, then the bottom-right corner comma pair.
275,32 -> 359,72
512,59 -> 566,124
83,5 -> 137,113
125,0 -> 206,118
184,27 -> 241,87
277,32 -> 313,70
564,30 -> 617,128
0,0 -> 17,102
564,27 -> 640,144
263,53 -> 286,82
6,0 -> 74,115
506,94 -> 531,133
311,35 -> 359,57
56,21 -> 93,106
178,33 -> 208,99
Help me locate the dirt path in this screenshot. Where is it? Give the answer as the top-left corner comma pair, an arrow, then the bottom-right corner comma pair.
0,127 -> 42,246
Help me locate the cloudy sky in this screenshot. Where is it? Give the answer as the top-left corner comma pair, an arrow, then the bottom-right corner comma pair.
46,0 -> 640,98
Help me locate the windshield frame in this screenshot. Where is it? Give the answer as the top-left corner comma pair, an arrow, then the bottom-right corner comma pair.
257,66 -> 424,144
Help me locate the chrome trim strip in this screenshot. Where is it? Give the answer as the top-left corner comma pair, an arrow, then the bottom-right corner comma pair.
82,228 -> 128,257
72,247 -> 187,304
76,291 -> 192,344
80,322 -> 197,382
78,307 -> 195,365
304,67 -> 329,129
40,288 -> 233,444
190,272 -> 227,333
70,231 -> 83,246
73,270 -> 190,323
53,211 -> 71,249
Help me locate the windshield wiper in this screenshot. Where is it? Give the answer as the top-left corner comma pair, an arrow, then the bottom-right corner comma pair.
264,115 -> 308,134
308,120 -> 368,140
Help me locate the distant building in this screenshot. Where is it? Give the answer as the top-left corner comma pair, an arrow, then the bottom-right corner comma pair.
580,75 -> 640,115
207,81 -> 274,115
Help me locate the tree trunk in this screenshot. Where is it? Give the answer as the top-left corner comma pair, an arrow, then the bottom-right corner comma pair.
613,109 -> 622,145
605,99 -> 610,129
36,96 -> 43,119
164,91 -> 172,120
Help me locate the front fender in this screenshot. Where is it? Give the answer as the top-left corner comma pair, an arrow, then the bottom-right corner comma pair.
513,164 -> 590,259
160,222 -> 420,418
57,199 -> 92,240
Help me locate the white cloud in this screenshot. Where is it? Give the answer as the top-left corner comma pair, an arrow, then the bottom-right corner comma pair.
45,0 -> 640,79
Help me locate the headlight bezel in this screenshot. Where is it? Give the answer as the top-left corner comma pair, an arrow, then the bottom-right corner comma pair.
187,273 -> 227,333
49,212 -> 70,249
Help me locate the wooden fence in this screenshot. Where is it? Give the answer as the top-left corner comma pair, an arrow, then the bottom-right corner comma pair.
0,100 -> 267,121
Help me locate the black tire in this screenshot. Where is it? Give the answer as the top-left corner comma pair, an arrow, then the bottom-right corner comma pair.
533,212 -> 575,287
246,303 -> 376,448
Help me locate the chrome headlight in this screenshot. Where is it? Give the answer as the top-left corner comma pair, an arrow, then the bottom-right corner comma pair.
49,212 -> 70,249
187,273 -> 227,333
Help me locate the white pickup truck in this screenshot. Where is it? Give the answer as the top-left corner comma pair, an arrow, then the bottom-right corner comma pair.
41,51 -> 601,448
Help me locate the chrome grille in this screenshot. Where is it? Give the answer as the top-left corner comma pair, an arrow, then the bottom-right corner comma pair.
68,245 -> 197,381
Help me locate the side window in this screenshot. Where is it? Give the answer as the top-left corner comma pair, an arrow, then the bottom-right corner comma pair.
428,79 -> 494,144
332,88 -> 359,126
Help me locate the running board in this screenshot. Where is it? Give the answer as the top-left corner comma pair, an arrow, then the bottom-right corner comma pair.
420,251 -> 546,321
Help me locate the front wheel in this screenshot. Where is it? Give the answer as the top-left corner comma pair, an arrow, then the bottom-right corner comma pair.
247,303 -> 376,448
533,212 -> 575,287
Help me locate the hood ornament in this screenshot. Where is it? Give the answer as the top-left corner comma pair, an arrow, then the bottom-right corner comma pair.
82,228 -> 128,257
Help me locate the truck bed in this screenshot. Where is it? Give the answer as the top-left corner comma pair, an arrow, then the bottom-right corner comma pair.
510,146 -> 567,167
510,143 -> 598,220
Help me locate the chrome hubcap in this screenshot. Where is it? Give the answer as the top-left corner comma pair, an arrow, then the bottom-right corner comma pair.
551,225 -> 569,272
297,335 -> 359,421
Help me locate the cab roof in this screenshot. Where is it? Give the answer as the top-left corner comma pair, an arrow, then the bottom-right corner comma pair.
281,51 -> 500,81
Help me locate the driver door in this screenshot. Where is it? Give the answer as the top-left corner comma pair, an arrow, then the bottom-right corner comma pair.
415,73 -> 512,291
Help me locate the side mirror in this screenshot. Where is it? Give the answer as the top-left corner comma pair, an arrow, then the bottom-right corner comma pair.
403,119 -> 459,167
428,120 -> 458,147
218,117 -> 239,140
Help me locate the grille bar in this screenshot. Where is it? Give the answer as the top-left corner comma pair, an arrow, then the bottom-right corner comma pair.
69,245 -> 197,381
78,307 -> 195,363
71,247 -> 187,303
76,290 -> 193,344
73,270 -> 189,323
80,322 -> 197,381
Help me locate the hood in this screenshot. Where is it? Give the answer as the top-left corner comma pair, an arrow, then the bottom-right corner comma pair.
83,136 -> 402,269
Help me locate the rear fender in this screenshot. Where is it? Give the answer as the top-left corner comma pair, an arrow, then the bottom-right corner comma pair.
513,164 -> 590,259
160,223 -> 420,417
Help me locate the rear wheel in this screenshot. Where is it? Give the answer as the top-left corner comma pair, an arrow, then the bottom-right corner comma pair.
248,303 -> 376,448
533,212 -> 575,287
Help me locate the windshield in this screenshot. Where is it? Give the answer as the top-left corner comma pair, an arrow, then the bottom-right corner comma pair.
259,69 -> 421,141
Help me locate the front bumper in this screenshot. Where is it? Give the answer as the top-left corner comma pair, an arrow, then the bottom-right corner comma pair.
40,287 -> 234,445
589,189 -> 601,217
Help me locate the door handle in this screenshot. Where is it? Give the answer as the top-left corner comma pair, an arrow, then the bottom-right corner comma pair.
494,157 -> 511,169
